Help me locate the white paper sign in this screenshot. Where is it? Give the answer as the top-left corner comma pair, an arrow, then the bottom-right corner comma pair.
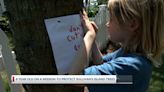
44,14 -> 84,74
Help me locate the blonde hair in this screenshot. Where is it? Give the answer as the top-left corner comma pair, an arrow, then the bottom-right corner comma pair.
107,0 -> 164,66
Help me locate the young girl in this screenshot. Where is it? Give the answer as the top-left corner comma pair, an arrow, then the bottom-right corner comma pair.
69,0 -> 164,92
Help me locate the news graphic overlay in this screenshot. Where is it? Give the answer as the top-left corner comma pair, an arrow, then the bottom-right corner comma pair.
11,75 -> 132,84
11,75 -> 116,84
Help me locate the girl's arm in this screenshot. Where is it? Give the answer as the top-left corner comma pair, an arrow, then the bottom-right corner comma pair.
91,42 -> 104,65
90,22 -> 104,65
69,10 -> 96,75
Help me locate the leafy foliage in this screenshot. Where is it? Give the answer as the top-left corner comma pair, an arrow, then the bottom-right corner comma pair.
0,14 -> 14,49
88,5 -> 99,17
0,15 -> 10,32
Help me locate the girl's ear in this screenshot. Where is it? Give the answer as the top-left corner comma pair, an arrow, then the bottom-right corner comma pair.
129,18 -> 140,32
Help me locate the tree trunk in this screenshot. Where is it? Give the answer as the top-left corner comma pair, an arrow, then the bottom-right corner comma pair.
4,0 -> 83,92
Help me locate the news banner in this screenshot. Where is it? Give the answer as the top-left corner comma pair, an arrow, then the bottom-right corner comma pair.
11,75 -> 132,84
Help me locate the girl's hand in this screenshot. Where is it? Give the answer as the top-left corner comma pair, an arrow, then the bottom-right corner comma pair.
90,21 -> 98,33
69,9 -> 98,75
80,9 -> 97,34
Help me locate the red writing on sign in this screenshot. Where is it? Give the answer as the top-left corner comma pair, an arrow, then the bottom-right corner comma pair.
74,44 -> 81,51
67,31 -> 82,42
66,25 -> 83,51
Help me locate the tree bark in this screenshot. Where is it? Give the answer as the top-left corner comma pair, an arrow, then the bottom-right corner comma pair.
4,0 -> 83,92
